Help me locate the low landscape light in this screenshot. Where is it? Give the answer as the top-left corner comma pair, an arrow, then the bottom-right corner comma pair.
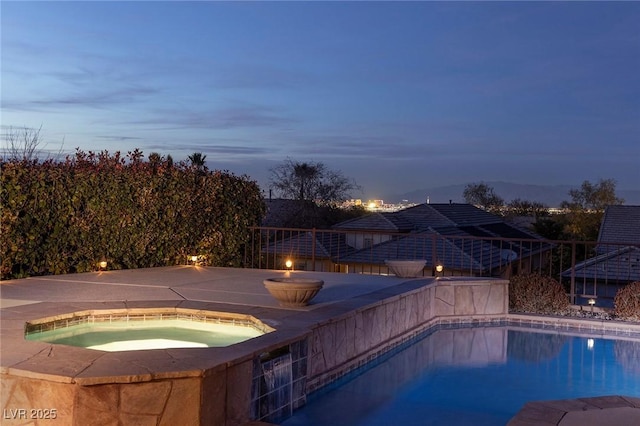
285,259 -> 293,270
435,264 -> 444,273
98,260 -> 108,270
190,255 -> 198,263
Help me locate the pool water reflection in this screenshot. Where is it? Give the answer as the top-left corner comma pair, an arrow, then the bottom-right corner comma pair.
284,327 -> 640,426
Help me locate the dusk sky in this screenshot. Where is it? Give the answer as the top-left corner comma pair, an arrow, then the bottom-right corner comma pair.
2,1 -> 639,201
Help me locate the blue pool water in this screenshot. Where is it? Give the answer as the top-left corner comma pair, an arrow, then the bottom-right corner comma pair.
283,326 -> 640,426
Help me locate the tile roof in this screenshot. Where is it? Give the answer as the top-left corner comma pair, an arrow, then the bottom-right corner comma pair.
265,203 -> 551,274
562,246 -> 640,282
263,230 -> 354,259
598,205 -> 640,247
561,205 -> 640,283
474,222 -> 542,240
424,203 -> 501,226
334,228 -> 540,273
393,204 -> 455,228
334,203 -> 510,233
332,212 -> 414,232
334,230 -> 488,272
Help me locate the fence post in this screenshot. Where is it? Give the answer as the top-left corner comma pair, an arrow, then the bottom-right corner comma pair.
311,228 -> 316,271
570,241 -> 576,305
431,233 -> 437,276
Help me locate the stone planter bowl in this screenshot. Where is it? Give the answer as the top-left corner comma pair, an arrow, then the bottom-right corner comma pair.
263,278 -> 324,307
385,260 -> 427,278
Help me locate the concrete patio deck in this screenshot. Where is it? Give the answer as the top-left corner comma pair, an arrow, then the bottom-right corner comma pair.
2,266 -> 639,425
0,265 -> 411,311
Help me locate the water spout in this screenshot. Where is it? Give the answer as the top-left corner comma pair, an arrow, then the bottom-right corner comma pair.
260,352 -> 293,422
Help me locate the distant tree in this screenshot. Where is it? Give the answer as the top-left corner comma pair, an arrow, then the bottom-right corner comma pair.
559,178 -> 624,241
148,152 -> 163,171
561,179 -> 623,212
463,182 -> 504,214
148,152 -> 175,173
269,158 -> 360,204
188,152 -> 207,172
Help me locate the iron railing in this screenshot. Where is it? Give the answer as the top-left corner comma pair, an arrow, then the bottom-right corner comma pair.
245,227 -> 640,308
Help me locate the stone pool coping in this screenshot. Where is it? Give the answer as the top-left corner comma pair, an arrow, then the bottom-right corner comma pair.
23,307 -> 276,336
508,395 -> 640,426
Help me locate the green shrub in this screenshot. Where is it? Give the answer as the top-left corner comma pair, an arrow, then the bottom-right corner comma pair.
614,281 -> 640,321
509,273 -> 569,314
0,150 -> 266,279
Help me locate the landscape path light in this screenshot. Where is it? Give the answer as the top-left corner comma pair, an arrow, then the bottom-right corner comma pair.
435,263 -> 444,277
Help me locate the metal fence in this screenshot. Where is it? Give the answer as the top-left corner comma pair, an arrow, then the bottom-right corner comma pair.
245,227 -> 640,308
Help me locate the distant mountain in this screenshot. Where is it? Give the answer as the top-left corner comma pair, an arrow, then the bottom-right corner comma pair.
395,181 -> 640,208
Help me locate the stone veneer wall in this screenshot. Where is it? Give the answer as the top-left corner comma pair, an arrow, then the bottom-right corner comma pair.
306,278 -> 508,393
1,375 -> 203,425
1,360 -> 261,426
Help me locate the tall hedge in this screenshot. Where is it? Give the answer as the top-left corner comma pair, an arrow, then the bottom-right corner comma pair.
0,150 -> 265,279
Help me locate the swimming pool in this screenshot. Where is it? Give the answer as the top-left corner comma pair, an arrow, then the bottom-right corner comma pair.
283,326 -> 640,425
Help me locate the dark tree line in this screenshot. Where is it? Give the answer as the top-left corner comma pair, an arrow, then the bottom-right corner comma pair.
463,179 -> 625,241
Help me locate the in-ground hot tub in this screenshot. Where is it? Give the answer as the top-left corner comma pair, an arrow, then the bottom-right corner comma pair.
25,308 -> 274,352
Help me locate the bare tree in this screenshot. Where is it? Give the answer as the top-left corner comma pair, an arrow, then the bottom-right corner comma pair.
269,158 -> 360,204
463,182 -> 504,214
1,125 -> 64,162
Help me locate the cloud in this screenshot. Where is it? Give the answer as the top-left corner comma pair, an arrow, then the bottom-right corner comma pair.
31,86 -> 159,108
143,139 -> 272,159
277,133 -> 422,161
205,106 -> 295,129
96,135 -> 144,141
201,145 -> 271,155
127,104 -> 297,130
3,85 -> 159,113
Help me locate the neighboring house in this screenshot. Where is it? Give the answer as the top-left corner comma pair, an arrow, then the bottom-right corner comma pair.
263,203 -> 550,278
564,205 -> 640,286
260,229 -> 351,272
334,203 -> 549,277
260,199 -> 353,271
